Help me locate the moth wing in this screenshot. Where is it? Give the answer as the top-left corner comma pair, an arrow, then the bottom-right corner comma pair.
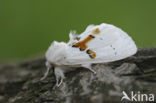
63,23 -> 137,65
68,24 -> 95,45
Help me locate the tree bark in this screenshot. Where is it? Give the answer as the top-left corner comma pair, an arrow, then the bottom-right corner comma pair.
0,48 -> 156,103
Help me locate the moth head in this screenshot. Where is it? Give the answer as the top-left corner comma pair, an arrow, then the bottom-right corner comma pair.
45,41 -> 68,64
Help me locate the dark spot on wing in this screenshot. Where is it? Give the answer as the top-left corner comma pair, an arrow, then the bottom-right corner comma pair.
86,49 -> 96,59
86,49 -> 90,54
75,37 -> 80,41
89,35 -> 95,38
72,45 -> 77,47
79,48 -> 84,51
110,45 -> 117,55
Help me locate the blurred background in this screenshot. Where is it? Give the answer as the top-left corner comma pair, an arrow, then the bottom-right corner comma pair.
0,0 -> 156,62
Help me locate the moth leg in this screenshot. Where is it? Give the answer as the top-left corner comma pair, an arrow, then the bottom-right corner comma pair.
40,62 -> 51,80
40,67 -> 50,80
54,67 -> 65,87
82,64 -> 96,74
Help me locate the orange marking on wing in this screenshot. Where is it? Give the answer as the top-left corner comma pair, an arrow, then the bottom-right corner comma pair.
73,35 -> 94,51
92,28 -> 100,34
87,49 -> 96,59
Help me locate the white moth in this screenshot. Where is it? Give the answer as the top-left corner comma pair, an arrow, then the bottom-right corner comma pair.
41,23 -> 137,86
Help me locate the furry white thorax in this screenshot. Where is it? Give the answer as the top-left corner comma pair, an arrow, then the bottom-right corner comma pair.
45,41 -> 69,66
